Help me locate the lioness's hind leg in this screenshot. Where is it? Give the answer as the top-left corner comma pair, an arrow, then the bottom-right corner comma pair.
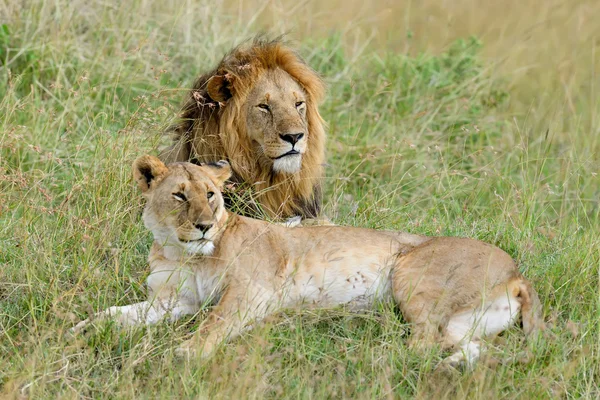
440,292 -> 521,369
394,288 -> 448,350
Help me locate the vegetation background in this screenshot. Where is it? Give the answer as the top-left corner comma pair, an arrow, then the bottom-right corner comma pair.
1,0 -> 599,398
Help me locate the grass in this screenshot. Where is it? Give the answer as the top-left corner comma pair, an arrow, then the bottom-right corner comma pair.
1,0 -> 599,398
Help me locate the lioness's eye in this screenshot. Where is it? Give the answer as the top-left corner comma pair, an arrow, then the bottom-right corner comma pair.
207,191 -> 214,199
295,101 -> 305,108
257,103 -> 270,111
172,192 -> 187,201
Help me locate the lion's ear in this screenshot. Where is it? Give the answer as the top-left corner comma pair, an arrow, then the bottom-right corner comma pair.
203,160 -> 232,187
133,155 -> 168,193
206,75 -> 232,103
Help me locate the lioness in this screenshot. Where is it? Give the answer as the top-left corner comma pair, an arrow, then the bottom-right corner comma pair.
72,156 -> 545,368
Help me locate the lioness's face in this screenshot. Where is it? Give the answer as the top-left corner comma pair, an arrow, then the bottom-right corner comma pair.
245,69 -> 308,174
133,156 -> 231,256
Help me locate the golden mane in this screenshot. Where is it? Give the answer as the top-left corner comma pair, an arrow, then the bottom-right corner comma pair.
162,38 -> 326,218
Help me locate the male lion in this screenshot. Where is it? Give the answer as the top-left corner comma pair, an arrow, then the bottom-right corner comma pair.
72,156 -> 546,369
160,38 -> 325,219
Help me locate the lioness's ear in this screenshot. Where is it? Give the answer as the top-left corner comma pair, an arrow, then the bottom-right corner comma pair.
132,155 -> 168,193
206,75 -> 232,103
203,160 -> 232,187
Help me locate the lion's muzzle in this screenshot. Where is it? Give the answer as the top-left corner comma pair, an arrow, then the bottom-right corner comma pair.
280,132 -> 304,145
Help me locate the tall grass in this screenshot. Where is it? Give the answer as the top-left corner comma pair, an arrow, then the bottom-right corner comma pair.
1,0 -> 599,398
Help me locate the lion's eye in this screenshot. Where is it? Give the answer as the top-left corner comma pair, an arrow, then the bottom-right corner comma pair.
295,101 -> 305,108
172,192 -> 187,202
207,191 -> 214,199
257,103 -> 270,111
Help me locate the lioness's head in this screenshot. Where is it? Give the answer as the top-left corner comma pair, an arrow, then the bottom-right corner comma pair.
133,155 -> 231,256
207,68 -> 309,174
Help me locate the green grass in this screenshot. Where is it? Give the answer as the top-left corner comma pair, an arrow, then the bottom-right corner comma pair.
1,1 -> 599,398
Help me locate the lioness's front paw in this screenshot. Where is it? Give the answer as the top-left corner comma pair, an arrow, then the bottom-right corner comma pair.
69,310 -> 110,335
70,318 -> 93,335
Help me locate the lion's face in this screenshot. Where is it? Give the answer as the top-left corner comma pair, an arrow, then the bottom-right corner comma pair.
133,156 -> 231,256
167,40 -> 327,218
245,69 -> 308,174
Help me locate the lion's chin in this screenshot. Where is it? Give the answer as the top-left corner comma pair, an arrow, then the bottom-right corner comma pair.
182,240 -> 215,256
273,154 -> 302,174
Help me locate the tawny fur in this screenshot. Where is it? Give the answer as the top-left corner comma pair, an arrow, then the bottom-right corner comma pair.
73,157 -> 546,368
160,38 -> 326,219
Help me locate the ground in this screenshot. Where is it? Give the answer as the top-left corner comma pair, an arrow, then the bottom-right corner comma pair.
1,0 -> 599,398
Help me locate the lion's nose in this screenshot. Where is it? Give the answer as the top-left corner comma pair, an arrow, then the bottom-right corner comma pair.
194,223 -> 213,233
280,132 -> 304,145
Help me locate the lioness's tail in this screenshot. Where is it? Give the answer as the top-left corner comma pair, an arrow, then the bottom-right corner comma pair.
518,279 -> 546,337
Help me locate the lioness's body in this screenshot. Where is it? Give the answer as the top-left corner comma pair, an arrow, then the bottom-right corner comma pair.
152,218 -> 427,312
73,157 -> 545,368
151,216 -> 519,314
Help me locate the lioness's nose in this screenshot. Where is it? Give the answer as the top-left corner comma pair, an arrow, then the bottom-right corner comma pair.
280,132 -> 304,145
194,223 -> 213,233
